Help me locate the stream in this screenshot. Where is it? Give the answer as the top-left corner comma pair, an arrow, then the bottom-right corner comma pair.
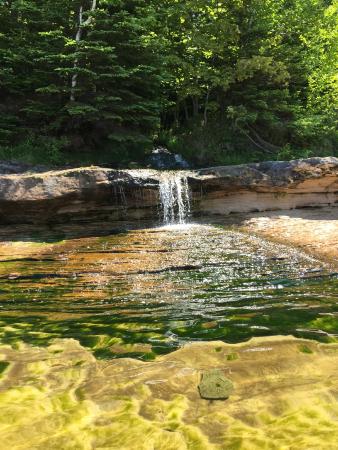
0,223 -> 337,360
0,171 -> 338,449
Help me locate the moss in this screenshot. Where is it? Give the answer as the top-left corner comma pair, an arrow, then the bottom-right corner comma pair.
141,352 -> 156,361
198,369 -> 234,400
273,192 -> 287,199
74,388 -> 86,402
307,316 -> 338,333
0,361 -> 9,377
299,344 -> 313,354
74,360 -> 85,367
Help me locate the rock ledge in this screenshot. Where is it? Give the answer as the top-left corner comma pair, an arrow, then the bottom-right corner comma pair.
0,157 -> 336,224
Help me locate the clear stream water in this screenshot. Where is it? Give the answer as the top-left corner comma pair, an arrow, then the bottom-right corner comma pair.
0,223 -> 337,360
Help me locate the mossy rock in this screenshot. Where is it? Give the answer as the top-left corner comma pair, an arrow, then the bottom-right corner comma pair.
198,369 -> 234,400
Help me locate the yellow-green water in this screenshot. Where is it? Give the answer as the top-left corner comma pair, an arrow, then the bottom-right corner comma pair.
0,223 -> 337,449
1,337 -> 338,450
0,224 -> 337,359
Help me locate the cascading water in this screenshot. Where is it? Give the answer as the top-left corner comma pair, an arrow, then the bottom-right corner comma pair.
158,173 -> 191,224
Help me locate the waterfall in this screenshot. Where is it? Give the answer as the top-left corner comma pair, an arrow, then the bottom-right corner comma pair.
158,173 -> 191,224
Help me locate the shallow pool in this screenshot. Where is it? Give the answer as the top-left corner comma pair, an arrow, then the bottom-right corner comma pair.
0,224 -> 337,359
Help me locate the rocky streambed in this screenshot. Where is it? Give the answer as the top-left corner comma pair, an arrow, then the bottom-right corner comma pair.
0,222 -> 338,449
0,157 -> 337,449
1,336 -> 338,450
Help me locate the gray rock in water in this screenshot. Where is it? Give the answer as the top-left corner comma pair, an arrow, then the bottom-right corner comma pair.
198,369 -> 234,400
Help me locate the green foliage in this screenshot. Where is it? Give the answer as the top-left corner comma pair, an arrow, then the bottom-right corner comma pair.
0,0 -> 165,161
299,344 -> 313,354
0,135 -> 67,165
158,0 -> 337,164
0,0 -> 336,166
276,144 -> 311,161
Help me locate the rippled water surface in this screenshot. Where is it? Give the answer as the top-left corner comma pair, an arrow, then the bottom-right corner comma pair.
0,224 -> 337,359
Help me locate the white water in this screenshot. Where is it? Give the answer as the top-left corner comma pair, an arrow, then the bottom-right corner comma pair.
158,173 -> 191,224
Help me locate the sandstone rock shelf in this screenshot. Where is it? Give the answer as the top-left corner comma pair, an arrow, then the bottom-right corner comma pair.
0,157 -> 337,224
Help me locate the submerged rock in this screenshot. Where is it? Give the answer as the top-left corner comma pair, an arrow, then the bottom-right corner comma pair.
198,369 -> 234,400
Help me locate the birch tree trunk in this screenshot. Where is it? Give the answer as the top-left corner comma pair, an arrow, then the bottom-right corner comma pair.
70,0 -> 97,102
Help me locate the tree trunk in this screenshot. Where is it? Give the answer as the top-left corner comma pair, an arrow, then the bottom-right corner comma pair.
70,6 -> 83,102
192,96 -> 199,117
203,89 -> 210,126
174,102 -> 180,128
184,101 -> 189,122
238,127 -> 275,154
70,0 -> 97,102
247,125 -> 281,152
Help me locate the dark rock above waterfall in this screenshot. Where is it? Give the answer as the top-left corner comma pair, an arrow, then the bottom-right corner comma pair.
147,147 -> 190,170
0,160 -> 49,175
0,157 -> 337,224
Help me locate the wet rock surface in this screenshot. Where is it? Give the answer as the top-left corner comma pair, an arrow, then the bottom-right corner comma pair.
239,207 -> 338,267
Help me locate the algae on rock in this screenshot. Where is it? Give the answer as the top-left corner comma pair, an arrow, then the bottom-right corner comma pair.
198,369 -> 234,400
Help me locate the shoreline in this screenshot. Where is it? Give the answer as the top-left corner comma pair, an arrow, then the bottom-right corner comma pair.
239,207 -> 338,268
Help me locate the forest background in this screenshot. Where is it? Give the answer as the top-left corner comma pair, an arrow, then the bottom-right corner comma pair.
0,0 -> 337,167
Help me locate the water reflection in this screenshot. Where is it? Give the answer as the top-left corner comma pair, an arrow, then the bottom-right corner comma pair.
0,224 -> 337,359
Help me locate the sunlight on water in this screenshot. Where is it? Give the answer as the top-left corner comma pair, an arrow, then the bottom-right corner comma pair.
0,222 -> 337,449
156,223 -> 200,231
0,224 -> 336,360
1,336 -> 338,450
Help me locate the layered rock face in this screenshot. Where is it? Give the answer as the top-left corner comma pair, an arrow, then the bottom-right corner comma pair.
0,168 -> 160,224
0,157 -> 337,224
193,157 -> 338,216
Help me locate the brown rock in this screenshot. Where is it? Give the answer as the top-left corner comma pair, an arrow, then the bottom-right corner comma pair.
0,157 -> 336,224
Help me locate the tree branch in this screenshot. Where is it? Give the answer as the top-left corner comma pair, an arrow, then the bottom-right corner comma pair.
70,0 -> 97,102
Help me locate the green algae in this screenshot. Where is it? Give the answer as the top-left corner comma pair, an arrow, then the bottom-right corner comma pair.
307,316 -> 338,333
0,224 -> 337,362
198,369 -> 234,400
299,344 -> 314,354
0,361 -> 9,377
226,352 -> 239,361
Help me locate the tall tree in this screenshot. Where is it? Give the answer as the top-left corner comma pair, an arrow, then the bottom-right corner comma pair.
0,0 -> 336,165
0,0 -> 166,160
